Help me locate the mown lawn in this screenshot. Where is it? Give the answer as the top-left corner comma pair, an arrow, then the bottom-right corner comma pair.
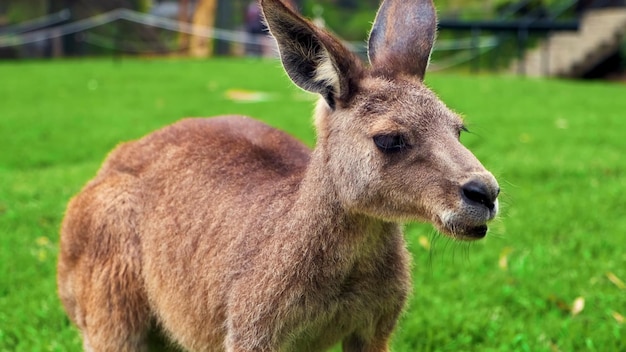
0,58 -> 624,351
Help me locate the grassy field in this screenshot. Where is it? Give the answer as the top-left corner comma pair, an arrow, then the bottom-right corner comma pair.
0,58 -> 624,351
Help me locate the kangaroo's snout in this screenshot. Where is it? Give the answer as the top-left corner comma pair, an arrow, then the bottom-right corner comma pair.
435,170 -> 500,240
461,179 -> 499,211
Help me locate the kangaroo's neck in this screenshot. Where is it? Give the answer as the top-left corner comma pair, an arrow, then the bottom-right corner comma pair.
287,147 -> 399,263
294,147 -> 359,228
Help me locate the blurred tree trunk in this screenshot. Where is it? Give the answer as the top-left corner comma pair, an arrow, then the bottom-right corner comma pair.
178,0 -> 190,52
189,0 -> 217,57
46,0 -> 71,57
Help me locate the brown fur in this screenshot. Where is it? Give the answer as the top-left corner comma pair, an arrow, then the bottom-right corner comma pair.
57,1 -> 499,351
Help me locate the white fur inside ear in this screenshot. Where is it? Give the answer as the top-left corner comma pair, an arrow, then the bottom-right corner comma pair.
313,50 -> 340,96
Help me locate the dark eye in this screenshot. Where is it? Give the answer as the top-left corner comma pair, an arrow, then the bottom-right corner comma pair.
373,134 -> 409,153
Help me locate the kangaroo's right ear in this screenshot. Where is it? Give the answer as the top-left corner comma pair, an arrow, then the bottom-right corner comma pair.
368,0 -> 437,80
261,0 -> 363,109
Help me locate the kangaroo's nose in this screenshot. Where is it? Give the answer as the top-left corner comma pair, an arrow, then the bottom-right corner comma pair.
462,180 -> 499,211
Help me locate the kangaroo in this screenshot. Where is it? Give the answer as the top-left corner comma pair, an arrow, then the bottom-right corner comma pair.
57,0 -> 499,351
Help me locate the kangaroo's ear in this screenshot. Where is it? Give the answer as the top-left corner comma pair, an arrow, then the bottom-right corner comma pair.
261,0 -> 363,109
368,0 -> 437,80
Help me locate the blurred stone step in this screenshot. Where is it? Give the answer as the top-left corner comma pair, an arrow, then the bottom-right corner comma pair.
509,8 -> 626,77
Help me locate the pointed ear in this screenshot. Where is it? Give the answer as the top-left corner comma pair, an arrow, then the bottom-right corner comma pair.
368,0 -> 437,80
261,0 -> 363,109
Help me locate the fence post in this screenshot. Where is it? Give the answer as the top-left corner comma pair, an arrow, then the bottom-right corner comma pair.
113,17 -> 122,63
471,26 -> 481,73
214,0 -> 233,55
517,26 -> 529,75
542,31 -> 551,76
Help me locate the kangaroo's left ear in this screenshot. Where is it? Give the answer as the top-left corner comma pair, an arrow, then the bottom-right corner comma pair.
261,0 -> 364,109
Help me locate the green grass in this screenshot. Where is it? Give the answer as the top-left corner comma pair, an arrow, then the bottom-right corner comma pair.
0,58 -> 624,351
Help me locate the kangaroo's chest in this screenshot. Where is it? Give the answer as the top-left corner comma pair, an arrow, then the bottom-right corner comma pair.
283,243 -> 411,351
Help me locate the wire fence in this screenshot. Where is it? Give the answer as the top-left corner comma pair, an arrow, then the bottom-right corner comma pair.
0,8 -> 499,70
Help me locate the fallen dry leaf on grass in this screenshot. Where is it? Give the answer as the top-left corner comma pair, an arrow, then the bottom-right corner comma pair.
612,311 -> 624,324
547,294 -> 570,314
606,272 -> 625,290
225,89 -> 271,103
418,236 -> 430,251
571,297 -> 585,316
498,247 -> 513,271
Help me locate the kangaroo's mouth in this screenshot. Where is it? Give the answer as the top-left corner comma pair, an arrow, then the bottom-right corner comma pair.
435,214 -> 491,241
465,224 -> 488,239
445,223 -> 489,241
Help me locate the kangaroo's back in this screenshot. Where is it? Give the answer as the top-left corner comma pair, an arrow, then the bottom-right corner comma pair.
95,117 -> 309,185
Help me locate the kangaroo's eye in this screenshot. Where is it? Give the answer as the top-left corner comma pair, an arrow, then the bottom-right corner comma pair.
373,134 -> 409,153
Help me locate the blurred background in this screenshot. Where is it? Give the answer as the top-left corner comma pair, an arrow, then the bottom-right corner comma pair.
1,1 -> 625,351
2,0 -> 626,78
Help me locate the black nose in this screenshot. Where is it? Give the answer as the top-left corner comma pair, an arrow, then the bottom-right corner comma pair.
462,180 -> 499,210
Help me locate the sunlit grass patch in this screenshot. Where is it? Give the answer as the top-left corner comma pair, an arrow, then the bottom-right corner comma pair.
0,58 -> 624,351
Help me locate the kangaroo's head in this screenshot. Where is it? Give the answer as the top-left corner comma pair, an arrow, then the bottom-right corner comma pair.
262,0 -> 499,240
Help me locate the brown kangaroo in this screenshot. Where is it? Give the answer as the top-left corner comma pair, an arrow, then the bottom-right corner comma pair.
57,0 -> 499,351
